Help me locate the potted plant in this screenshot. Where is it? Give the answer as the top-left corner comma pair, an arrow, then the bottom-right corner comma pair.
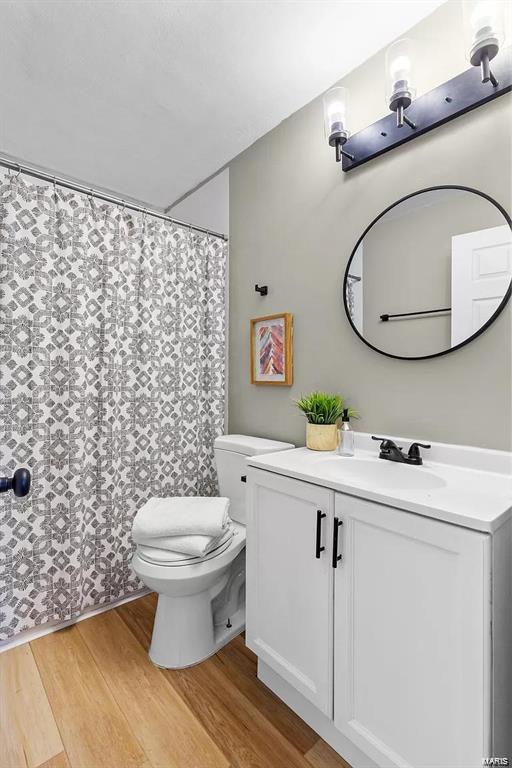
294,391 -> 357,451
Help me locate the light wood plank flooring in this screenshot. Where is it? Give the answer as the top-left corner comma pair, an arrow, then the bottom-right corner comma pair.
1,593 -> 351,768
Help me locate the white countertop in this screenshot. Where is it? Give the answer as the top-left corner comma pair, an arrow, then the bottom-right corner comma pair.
247,444 -> 512,533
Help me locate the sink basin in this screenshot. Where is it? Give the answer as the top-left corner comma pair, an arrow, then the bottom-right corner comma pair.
318,456 -> 447,491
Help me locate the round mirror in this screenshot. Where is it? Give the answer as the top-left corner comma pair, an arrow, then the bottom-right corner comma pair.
343,186 -> 512,360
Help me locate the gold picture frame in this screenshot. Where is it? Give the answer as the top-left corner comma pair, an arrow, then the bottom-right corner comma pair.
250,313 -> 293,386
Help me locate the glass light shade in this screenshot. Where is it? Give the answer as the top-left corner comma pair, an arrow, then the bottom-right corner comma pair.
462,0 -> 505,64
323,87 -> 350,144
385,38 -> 416,105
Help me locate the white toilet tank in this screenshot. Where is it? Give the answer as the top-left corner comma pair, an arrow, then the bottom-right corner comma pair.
214,435 -> 294,524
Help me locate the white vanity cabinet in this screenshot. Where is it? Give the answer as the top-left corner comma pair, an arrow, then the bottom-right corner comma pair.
246,469 -> 334,716
246,464 -> 507,768
333,493 -> 490,768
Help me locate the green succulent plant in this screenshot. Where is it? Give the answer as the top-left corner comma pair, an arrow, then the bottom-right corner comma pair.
294,391 -> 358,425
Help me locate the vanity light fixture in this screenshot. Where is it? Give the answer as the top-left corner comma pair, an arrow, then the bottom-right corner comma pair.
323,86 -> 354,162
463,0 -> 506,87
329,42 -> 511,172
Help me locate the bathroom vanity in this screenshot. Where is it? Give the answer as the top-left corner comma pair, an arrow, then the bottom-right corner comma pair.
245,435 -> 512,768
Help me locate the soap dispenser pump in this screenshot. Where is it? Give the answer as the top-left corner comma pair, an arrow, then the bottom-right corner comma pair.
338,409 -> 355,457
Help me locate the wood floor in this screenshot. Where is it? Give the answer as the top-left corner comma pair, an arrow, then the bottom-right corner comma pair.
1,593 -> 351,768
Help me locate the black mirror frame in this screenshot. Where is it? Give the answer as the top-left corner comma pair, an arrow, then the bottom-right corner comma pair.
343,185 -> 512,361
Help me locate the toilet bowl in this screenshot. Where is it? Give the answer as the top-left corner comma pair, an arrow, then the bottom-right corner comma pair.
131,434 -> 294,668
132,522 -> 246,668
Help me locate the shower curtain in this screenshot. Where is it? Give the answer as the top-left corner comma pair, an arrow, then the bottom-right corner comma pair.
0,170 -> 227,640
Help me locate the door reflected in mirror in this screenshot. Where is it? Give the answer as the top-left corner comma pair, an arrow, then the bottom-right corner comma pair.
344,187 -> 512,359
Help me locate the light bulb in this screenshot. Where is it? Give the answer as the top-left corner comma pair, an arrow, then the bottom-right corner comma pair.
470,1 -> 498,36
385,39 -> 416,105
323,87 -> 350,144
389,54 -> 412,86
328,101 -> 345,127
322,86 -> 354,163
385,38 -> 417,129
463,0 -> 505,73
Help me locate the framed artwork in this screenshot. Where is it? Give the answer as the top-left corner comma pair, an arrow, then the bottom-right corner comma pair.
250,313 -> 293,386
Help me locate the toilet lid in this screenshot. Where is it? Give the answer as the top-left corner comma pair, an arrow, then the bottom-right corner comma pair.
137,523 -> 245,566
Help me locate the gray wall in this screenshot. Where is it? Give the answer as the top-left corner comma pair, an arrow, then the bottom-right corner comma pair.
228,3 -> 512,451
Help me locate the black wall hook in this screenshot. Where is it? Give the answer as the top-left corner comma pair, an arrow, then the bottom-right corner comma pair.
255,284 -> 268,296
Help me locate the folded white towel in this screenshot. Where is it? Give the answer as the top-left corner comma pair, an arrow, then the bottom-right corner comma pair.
140,525 -> 234,559
132,496 -> 231,540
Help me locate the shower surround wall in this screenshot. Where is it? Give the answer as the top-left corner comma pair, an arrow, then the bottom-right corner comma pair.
0,171 -> 227,640
228,3 -> 512,450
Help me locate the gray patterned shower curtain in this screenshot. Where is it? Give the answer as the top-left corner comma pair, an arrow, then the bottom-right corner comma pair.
0,170 -> 227,640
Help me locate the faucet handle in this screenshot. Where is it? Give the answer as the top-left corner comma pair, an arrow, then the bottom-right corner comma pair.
408,441 -> 431,452
407,442 -> 431,463
371,436 -> 401,449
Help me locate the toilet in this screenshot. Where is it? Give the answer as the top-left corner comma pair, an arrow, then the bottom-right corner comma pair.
131,434 -> 294,668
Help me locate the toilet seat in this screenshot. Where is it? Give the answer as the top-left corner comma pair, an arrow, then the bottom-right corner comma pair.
136,521 -> 246,570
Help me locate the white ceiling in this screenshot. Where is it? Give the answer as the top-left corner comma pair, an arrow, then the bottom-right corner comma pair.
0,1 -> 444,209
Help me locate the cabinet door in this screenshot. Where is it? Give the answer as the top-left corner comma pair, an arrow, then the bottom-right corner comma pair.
334,494 -> 491,768
246,468 -> 334,716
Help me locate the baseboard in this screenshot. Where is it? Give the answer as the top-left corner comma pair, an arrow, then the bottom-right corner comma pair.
0,588 -> 151,654
258,660 -> 378,768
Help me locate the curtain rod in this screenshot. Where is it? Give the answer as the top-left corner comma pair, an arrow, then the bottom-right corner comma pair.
0,155 -> 228,242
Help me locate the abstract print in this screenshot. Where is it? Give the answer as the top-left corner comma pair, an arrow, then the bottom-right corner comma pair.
258,321 -> 284,376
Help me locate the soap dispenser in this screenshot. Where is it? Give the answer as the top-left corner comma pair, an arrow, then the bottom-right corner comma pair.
338,409 -> 354,457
